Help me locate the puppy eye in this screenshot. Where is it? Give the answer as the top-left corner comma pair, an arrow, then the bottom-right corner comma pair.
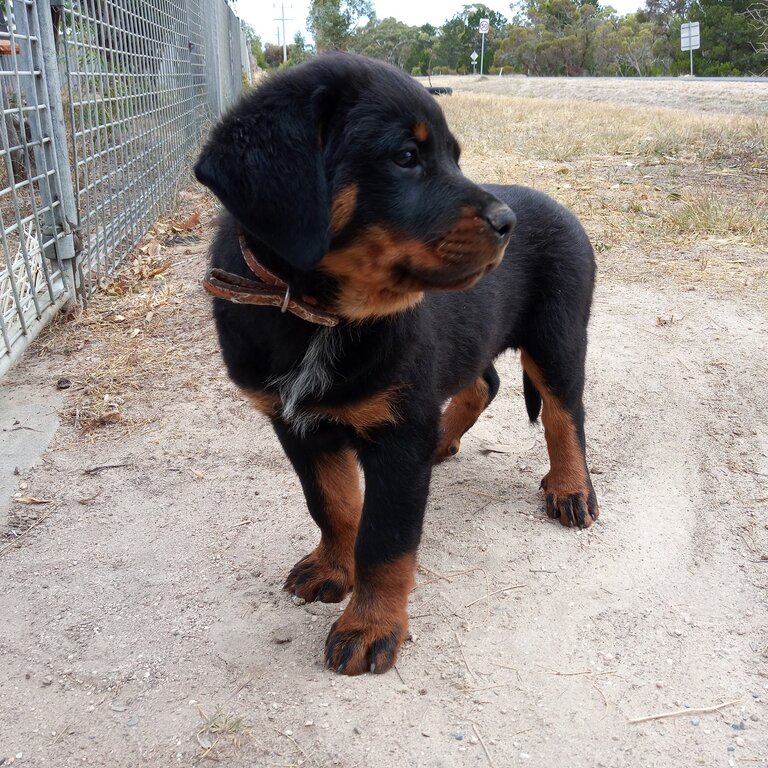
393,149 -> 419,169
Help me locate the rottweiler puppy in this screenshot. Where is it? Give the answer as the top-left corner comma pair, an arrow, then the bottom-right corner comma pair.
194,52 -> 598,676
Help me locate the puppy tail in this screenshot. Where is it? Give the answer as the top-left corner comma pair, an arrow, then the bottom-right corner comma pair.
523,372 -> 541,423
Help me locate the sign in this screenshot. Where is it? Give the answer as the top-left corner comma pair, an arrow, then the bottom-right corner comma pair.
680,21 -> 700,51
470,51 -> 478,62
478,18 -> 490,34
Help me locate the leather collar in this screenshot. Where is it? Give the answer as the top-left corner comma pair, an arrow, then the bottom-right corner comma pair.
202,235 -> 339,327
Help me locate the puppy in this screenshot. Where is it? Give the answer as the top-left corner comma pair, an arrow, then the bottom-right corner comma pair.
195,52 -> 598,676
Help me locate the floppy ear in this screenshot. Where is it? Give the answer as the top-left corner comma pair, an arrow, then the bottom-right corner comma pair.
194,82 -> 330,270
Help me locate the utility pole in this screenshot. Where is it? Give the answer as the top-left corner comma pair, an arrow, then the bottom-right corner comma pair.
274,1 -> 292,62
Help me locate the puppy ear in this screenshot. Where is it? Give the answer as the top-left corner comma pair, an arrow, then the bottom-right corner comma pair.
194,81 -> 330,270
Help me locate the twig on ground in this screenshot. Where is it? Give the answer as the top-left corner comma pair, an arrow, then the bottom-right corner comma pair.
628,697 -> 742,724
83,463 -> 131,475
471,723 -> 496,768
538,666 -> 617,677
464,584 -> 527,608
0,507 -> 56,557
455,631 -> 475,682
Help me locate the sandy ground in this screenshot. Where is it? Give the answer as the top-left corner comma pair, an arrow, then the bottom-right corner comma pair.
1,82 -> 768,767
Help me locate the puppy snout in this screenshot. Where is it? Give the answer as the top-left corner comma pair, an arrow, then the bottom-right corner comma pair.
485,203 -> 516,240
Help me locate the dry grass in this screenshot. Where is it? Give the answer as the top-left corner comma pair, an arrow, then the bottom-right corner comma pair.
439,88 -> 768,294
195,704 -> 252,761
32,189 -> 214,440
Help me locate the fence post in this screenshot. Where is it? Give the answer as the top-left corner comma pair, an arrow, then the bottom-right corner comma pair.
15,0 -> 79,302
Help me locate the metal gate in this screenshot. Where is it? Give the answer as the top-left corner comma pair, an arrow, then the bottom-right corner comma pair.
0,0 -> 248,376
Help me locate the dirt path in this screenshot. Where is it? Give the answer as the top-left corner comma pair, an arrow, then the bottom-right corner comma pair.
1,199 -> 767,767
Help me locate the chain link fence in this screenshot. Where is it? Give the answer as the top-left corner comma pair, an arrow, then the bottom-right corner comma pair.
0,0 -> 249,376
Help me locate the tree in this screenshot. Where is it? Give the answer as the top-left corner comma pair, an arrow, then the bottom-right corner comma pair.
287,32 -> 313,65
592,15 -> 658,75
744,2 -> 768,58
495,0 -> 613,75
433,4 -> 508,74
307,0 -> 374,52
350,18 -> 421,69
672,0 -> 764,75
241,23 -> 268,69
404,25 -> 440,75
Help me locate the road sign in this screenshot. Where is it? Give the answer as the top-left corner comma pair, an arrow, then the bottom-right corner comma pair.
478,18 -> 490,34
681,21 -> 700,76
470,51 -> 478,62
680,21 -> 700,51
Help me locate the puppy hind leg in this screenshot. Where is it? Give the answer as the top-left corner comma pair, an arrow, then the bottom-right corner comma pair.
435,364 -> 499,463
519,349 -> 598,529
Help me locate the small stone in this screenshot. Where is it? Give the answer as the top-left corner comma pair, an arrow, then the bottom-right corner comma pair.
735,736 -> 745,747
271,627 -> 292,645
655,681 -> 664,689
520,753 -> 531,760
353,726 -> 362,735
750,714 -> 759,722
41,676 -> 53,686
127,716 -> 139,726
691,717 -> 700,726
421,731 -> 430,737
469,736 -> 479,745
454,732 -> 464,741
304,720 -> 314,727
284,729 -> 293,736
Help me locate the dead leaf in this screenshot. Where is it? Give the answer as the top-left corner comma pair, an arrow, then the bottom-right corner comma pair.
173,210 -> 200,231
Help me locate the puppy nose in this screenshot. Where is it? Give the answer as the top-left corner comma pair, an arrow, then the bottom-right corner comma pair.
485,203 -> 516,239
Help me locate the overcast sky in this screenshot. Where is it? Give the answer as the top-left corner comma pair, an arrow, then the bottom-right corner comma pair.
234,0 -> 645,46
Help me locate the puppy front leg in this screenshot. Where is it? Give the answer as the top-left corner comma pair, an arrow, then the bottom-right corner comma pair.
324,420 -> 436,675
273,420 -> 361,603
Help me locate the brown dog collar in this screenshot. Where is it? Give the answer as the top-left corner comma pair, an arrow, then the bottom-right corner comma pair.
202,235 -> 339,327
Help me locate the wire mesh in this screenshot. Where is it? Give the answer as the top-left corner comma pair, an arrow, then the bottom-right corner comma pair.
62,0 -> 214,297
0,0 -> 248,373
0,0 -> 70,367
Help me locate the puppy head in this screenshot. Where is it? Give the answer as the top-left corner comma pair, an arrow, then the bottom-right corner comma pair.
195,53 -> 514,318
194,62 -> 334,270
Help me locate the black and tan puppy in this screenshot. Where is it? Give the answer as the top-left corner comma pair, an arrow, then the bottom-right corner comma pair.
195,53 -> 598,676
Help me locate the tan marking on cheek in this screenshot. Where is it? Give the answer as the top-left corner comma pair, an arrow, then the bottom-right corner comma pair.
330,183 -> 358,237
413,122 -> 429,142
320,213 -> 505,321
320,225 -> 435,320
243,389 -> 281,416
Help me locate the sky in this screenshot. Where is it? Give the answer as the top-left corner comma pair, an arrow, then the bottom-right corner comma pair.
234,0 -> 645,47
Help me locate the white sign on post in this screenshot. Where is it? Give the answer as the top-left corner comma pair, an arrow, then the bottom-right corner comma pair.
680,21 -> 700,51
478,18 -> 490,76
680,21 -> 700,76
